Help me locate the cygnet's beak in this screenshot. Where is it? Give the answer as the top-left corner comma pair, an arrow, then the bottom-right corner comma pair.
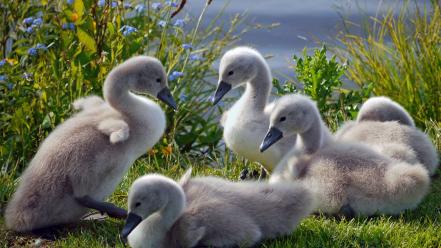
157,87 -> 177,110
211,81 -> 232,105
260,127 -> 283,152
120,212 -> 143,243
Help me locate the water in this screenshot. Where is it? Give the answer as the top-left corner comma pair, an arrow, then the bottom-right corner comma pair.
182,0 -> 430,80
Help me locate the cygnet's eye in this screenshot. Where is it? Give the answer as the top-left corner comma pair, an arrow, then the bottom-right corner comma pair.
156,78 -> 161,83
228,71 -> 234,76
135,202 -> 141,207
279,116 -> 286,122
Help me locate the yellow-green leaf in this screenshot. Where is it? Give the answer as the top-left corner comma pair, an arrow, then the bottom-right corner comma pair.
74,0 -> 84,20
77,28 -> 96,52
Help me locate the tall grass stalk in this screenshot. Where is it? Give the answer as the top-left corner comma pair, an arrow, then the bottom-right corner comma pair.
337,1 -> 441,127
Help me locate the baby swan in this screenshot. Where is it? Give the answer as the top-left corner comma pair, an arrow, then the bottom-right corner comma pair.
261,94 -> 430,216
211,47 -> 297,170
5,56 -> 177,233
357,96 -> 415,126
336,96 -> 439,175
121,169 -> 314,248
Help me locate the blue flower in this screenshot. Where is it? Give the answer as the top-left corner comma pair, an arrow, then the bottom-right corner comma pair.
151,2 -> 162,10
7,83 -> 14,90
28,47 -> 38,56
0,59 -> 5,67
135,4 -> 146,13
189,54 -> 203,61
0,75 -> 6,81
23,72 -> 33,81
23,17 -> 34,25
165,1 -> 178,7
182,43 -> 192,50
32,17 -> 43,26
173,19 -> 185,27
35,43 -> 47,50
169,71 -> 184,81
120,25 -> 138,36
98,0 -> 105,7
179,93 -> 187,101
158,20 -> 167,27
25,26 -> 34,33
124,2 -> 132,9
61,22 -> 75,30
62,22 -> 75,30
111,1 -> 117,8
67,0 -> 74,4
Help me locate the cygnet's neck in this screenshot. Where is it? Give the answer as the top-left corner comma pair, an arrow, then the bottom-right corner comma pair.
103,70 -> 139,118
241,58 -> 272,112
297,113 -> 331,154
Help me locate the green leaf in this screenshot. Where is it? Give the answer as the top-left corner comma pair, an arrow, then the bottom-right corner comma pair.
74,0 -> 85,20
77,28 -> 96,52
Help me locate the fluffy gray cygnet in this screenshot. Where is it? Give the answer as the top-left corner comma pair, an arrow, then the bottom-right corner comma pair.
262,94 -> 430,216
336,96 -> 439,175
5,56 -> 177,232
121,169 -> 314,248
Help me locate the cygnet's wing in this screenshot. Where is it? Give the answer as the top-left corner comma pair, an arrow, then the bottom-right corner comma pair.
178,168 -> 193,187
97,118 -> 130,144
72,96 -> 105,111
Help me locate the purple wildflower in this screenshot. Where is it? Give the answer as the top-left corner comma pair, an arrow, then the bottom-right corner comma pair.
182,43 -> 192,50
0,59 -> 5,67
169,71 -> 184,81
173,19 -> 185,27
25,26 -> 34,33
67,0 -> 74,4
135,4 -> 146,13
189,54 -> 203,61
158,20 -> 167,27
32,17 -> 43,26
165,1 -> 178,7
111,1 -> 117,8
98,0 -> 105,7
23,17 -> 34,25
120,25 -> 138,36
0,75 -> 6,81
35,43 -> 47,50
151,2 -> 162,10
124,2 -> 132,9
62,23 -> 75,30
28,48 -> 38,56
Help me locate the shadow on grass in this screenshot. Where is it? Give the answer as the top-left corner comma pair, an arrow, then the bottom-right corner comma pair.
1,215 -> 124,247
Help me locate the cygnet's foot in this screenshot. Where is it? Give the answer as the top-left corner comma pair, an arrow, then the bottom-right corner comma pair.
258,167 -> 268,181
239,168 -> 267,181
338,204 -> 356,219
75,195 -> 128,219
239,168 -> 249,180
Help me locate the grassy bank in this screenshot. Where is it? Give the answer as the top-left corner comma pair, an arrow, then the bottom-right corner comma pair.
1,155 -> 440,247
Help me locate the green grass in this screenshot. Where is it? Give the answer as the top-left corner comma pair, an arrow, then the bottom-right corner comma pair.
1,153 -> 440,248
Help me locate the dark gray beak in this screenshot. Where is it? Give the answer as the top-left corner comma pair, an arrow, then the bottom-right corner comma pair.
211,81 -> 232,105
120,213 -> 143,242
157,87 -> 177,110
260,127 -> 283,152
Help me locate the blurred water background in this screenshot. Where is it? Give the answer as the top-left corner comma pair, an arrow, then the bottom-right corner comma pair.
182,0 -> 430,81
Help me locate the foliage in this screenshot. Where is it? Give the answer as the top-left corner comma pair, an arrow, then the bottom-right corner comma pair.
273,46 -> 372,130
337,1 -> 441,127
0,0 -> 244,176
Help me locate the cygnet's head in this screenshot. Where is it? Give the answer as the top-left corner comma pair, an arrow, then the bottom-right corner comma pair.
105,56 -> 177,109
120,175 -> 185,241
357,96 -> 414,127
260,94 -> 319,152
212,47 -> 264,105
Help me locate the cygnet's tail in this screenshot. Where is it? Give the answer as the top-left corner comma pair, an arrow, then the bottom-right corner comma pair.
357,96 -> 415,127
383,162 -> 430,212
